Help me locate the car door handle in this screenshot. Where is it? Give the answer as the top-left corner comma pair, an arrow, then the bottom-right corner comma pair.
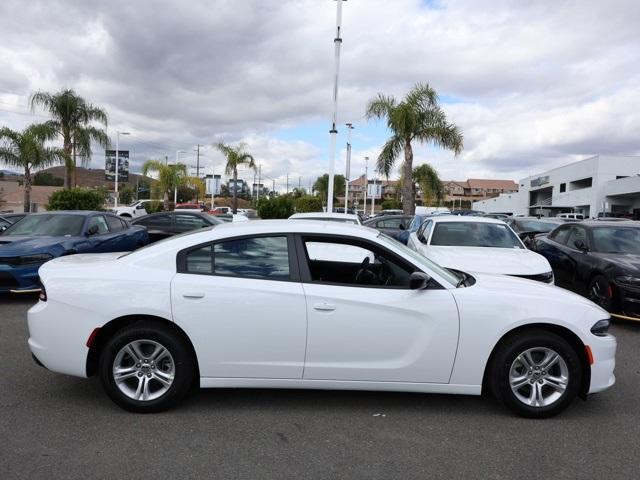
182,292 -> 205,299
313,302 -> 336,312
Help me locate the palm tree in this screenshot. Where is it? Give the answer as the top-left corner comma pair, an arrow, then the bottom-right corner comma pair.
30,89 -> 109,188
365,83 -> 463,214
413,164 -> 444,207
215,142 -> 256,214
0,124 -> 67,212
313,173 -> 345,206
141,159 -> 204,211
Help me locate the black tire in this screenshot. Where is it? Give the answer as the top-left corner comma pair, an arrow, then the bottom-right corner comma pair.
98,322 -> 195,413
588,275 -> 614,312
490,330 -> 582,418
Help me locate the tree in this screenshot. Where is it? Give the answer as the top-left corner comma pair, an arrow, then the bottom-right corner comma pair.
30,89 -> 109,189
313,174 -> 345,205
413,164 -> 444,206
365,83 -> 463,214
0,124 -> 67,212
141,160 -> 204,211
215,142 -> 255,214
257,195 -> 295,219
33,171 -> 64,186
46,187 -> 106,211
118,185 -> 135,205
295,195 -> 323,213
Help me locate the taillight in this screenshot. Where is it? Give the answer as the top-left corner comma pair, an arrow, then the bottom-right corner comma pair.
39,286 -> 47,302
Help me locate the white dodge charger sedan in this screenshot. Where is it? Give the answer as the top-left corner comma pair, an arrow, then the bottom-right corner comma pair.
28,220 -> 616,417
407,216 -> 555,284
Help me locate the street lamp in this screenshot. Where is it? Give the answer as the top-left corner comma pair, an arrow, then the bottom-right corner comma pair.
344,123 -> 354,214
114,131 -> 130,208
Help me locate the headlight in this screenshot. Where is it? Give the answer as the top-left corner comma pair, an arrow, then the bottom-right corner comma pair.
590,319 -> 611,337
18,254 -> 54,265
615,276 -> 640,287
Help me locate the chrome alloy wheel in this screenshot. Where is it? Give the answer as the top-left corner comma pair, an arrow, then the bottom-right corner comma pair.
112,339 -> 175,401
509,347 -> 569,408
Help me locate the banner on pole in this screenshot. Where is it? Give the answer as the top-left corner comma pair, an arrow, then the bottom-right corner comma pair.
205,174 -> 221,195
367,181 -> 382,199
105,150 -> 129,182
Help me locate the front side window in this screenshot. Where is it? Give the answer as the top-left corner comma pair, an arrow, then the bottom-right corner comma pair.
565,226 -> 588,250
106,215 -> 124,232
302,236 -> 414,287
549,226 -> 571,245
430,222 -> 523,249
184,236 -> 290,280
379,218 -> 403,228
87,216 -> 109,235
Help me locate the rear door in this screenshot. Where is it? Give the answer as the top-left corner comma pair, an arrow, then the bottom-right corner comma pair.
171,234 -> 307,379
297,234 -> 459,384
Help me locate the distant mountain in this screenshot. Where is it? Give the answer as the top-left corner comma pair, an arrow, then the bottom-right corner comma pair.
0,169 -> 20,176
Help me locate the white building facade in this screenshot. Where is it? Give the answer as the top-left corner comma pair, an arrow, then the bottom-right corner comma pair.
473,155 -> 640,219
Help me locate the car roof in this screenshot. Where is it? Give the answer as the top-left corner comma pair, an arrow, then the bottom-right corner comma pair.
429,215 -> 505,224
577,220 -> 640,228
209,219 -> 378,237
514,216 -> 566,222
289,212 -> 360,220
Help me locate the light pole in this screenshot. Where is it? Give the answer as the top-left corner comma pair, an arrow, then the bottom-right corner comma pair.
326,0 -> 347,214
371,168 -> 377,216
174,150 -> 187,206
363,156 -> 369,215
344,123 -> 353,213
114,131 -> 130,208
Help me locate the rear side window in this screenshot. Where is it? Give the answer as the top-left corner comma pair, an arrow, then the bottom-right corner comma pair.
175,214 -> 209,229
106,215 -> 124,232
184,236 -> 290,280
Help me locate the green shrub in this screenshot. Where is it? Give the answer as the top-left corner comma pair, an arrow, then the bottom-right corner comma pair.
295,195 -> 323,213
381,199 -> 402,210
145,200 -> 165,213
118,185 -> 135,205
257,195 -> 295,219
46,188 -> 106,211
33,171 -> 64,186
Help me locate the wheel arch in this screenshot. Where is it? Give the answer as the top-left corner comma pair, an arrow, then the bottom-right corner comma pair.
86,314 -> 200,380
482,323 -> 591,399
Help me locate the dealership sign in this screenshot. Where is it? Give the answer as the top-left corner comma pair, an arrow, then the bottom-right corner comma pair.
105,150 -> 129,182
530,175 -> 550,188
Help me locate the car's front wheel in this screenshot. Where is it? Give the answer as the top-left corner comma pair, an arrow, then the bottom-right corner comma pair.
490,330 -> 583,418
99,322 -> 195,413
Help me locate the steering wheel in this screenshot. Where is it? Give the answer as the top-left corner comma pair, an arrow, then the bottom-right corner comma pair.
355,256 -> 376,284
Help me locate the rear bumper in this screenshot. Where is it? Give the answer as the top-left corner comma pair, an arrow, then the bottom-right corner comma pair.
587,333 -> 617,394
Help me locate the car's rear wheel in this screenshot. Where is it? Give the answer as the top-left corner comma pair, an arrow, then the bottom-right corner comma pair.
490,330 -> 582,418
99,323 -> 195,412
588,275 -> 614,312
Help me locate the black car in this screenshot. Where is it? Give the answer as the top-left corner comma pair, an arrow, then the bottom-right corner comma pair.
506,217 -> 571,249
0,216 -> 12,232
535,221 -> 640,316
132,211 -> 223,242
363,214 -> 413,240
2,212 -> 28,224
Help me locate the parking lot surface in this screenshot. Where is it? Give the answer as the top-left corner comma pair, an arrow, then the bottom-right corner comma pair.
1,294 -> 639,480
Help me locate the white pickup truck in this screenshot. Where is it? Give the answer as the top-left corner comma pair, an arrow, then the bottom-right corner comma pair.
110,199 -> 153,219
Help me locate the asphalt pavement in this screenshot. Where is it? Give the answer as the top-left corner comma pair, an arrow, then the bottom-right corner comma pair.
1,294 -> 639,480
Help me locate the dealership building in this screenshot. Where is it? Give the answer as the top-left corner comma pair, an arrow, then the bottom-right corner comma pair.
473,155 -> 640,218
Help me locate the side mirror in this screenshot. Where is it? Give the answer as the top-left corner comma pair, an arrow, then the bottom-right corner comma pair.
399,224 -> 405,230
574,239 -> 588,252
409,271 -> 431,290
86,225 -> 99,236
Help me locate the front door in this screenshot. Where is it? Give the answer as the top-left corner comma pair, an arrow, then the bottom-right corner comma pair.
297,234 -> 459,384
171,234 -> 307,379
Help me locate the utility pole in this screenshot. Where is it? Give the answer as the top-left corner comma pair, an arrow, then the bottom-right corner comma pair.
298,176 -> 301,192
344,123 -> 353,213
326,0 -> 347,214
371,169 -> 376,216
286,174 -> 289,194
257,164 -> 262,202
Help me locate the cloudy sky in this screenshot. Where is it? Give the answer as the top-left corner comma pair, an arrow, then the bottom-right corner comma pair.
0,0 -> 638,190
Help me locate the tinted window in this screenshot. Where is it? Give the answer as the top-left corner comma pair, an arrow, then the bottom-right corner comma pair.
516,219 -> 561,233
175,214 -> 209,229
409,215 -> 427,232
565,227 -> 588,250
87,216 -> 109,234
186,245 -> 213,274
148,214 -> 172,227
379,218 -> 403,228
431,222 -> 523,248
217,236 -> 290,279
106,215 -> 124,232
591,227 -> 640,254
417,220 -> 433,243
3,214 -> 85,237
549,226 -> 571,245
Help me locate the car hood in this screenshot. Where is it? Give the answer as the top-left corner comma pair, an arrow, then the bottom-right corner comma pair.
591,252 -> 640,272
0,236 -> 81,255
419,245 -> 551,275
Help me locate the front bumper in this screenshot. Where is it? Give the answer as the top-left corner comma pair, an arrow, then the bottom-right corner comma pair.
587,333 -> 617,394
613,281 -> 640,317
0,263 -> 42,293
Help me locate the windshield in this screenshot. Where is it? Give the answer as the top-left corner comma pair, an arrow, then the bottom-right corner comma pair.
516,219 -> 560,233
377,233 -> 459,286
431,222 -> 524,248
591,227 -> 640,254
2,214 -> 86,237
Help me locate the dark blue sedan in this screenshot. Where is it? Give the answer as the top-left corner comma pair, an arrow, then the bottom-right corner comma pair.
0,211 -> 148,293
